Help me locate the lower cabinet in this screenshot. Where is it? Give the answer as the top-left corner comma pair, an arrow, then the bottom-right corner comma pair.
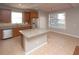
0,26 -> 32,39
12,27 -> 21,37
12,26 -> 32,37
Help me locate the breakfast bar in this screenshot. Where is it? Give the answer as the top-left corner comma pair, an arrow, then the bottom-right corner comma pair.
20,29 -> 49,54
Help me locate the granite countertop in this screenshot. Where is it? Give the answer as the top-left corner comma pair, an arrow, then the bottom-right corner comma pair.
0,23 -> 31,29
0,23 -> 16,29
20,29 -> 50,38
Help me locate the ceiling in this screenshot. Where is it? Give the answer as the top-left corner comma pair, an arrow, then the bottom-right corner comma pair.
0,3 -> 79,12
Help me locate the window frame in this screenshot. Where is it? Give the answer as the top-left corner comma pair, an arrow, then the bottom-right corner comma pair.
11,11 -> 23,24
48,12 -> 66,29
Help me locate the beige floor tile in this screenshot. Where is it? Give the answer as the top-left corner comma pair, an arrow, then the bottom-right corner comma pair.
0,32 -> 79,55
31,32 -> 79,55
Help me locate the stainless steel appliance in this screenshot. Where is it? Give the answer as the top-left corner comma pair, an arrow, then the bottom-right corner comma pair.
3,29 -> 12,39
31,18 -> 39,29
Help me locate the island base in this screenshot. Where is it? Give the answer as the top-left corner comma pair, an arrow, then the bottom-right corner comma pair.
23,34 -> 48,55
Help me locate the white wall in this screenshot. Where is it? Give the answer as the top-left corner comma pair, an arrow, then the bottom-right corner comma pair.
37,11 -> 48,29
51,7 -> 79,37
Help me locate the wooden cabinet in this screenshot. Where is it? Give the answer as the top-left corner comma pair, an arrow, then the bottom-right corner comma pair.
23,10 -> 38,26
23,12 -> 31,24
12,25 -> 32,37
30,11 -> 38,18
0,9 -> 11,23
12,27 -> 21,37
19,26 -> 31,30
0,29 -> 3,40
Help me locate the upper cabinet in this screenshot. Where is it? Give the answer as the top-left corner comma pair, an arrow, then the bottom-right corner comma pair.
23,10 -> 38,24
30,11 -> 38,18
23,12 -> 30,23
0,9 -> 11,23
0,9 -> 38,23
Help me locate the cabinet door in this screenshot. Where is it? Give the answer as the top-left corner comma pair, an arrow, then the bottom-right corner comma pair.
30,11 -> 38,18
12,27 -> 21,37
23,12 -> 30,23
0,29 -> 3,40
0,11 -> 2,22
0,10 -> 11,23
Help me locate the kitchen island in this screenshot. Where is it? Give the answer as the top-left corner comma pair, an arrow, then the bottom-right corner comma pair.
20,29 -> 49,54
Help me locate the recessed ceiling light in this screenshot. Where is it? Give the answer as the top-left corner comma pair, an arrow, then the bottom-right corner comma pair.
18,4 -> 22,6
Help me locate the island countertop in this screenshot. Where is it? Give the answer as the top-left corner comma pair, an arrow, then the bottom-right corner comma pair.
20,29 -> 50,38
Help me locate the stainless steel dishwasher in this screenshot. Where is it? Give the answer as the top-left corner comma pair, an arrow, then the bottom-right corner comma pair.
3,29 -> 12,39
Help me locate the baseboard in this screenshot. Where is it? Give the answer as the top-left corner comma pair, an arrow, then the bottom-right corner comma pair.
25,42 -> 47,55
52,30 -> 79,38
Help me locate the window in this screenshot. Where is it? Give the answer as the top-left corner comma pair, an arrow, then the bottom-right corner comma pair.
49,12 -> 65,29
11,12 -> 22,24
57,13 -> 65,24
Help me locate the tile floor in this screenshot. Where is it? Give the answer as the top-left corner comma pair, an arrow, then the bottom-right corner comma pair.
0,32 -> 79,55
